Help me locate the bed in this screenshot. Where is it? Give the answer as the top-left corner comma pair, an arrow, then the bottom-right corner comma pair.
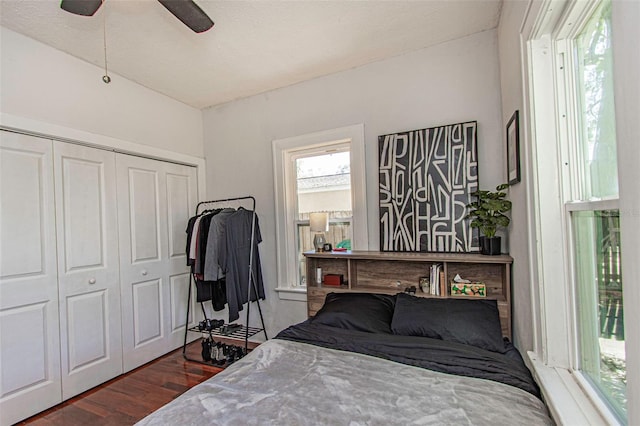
137,293 -> 552,425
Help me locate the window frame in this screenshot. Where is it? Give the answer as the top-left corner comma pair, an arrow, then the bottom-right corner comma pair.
290,143 -> 353,287
272,124 -> 367,298
525,0 -> 633,423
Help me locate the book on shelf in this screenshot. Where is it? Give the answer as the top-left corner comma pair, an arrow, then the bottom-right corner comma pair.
428,263 -> 444,296
429,264 -> 435,295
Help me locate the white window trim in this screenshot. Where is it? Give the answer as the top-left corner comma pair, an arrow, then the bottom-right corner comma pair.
528,351 -> 615,425
272,124 -> 367,299
522,1 -> 634,424
272,286 -> 308,302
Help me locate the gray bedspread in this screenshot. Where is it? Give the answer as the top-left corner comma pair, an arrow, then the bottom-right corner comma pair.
137,339 -> 552,425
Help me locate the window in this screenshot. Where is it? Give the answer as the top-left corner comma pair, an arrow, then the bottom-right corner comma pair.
273,125 -> 367,297
565,1 -> 625,417
294,147 -> 352,286
528,0 -> 629,422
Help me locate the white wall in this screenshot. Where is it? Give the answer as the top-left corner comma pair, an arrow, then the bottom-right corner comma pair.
202,30 -> 506,337
0,27 -> 203,158
497,0 -> 535,352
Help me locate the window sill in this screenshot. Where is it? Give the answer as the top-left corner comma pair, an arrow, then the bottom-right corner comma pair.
527,352 -> 620,426
275,286 -> 307,302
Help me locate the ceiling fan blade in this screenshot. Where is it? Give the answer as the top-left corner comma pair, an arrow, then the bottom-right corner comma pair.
60,0 -> 103,16
157,0 -> 214,33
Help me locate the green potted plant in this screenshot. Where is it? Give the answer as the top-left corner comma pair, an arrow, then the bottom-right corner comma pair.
466,183 -> 512,255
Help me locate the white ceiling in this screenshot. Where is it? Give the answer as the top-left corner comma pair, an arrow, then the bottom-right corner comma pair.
0,0 -> 502,109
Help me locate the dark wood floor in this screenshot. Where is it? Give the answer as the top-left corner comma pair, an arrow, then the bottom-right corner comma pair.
19,340 -> 225,425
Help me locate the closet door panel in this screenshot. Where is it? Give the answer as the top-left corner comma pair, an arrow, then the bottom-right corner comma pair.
0,132 -> 61,426
117,155 -> 197,371
164,164 -> 198,346
0,304 -> 49,393
167,173 -> 190,258
132,279 -> 163,346
53,142 -> 122,400
170,272 -> 192,332
0,150 -> 43,279
117,154 -> 168,371
66,291 -> 109,370
0,137 -> 52,302
129,168 -> 161,262
61,158 -> 104,271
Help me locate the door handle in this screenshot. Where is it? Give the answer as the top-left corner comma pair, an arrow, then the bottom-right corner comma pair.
141,270 -> 148,276
88,278 -> 96,284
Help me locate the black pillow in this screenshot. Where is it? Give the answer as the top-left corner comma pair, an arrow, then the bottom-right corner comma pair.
310,292 -> 396,334
390,293 -> 506,353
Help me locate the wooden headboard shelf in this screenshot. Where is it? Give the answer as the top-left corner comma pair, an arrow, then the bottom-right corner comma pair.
304,250 -> 513,339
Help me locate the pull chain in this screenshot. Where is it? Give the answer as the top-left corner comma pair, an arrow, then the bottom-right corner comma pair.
102,0 -> 111,84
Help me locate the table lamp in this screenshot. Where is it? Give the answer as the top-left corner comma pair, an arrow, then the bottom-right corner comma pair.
309,212 -> 329,252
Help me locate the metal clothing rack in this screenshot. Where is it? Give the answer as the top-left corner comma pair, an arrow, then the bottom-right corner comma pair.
182,195 -> 268,364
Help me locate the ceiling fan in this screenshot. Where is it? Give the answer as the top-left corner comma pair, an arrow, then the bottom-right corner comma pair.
60,0 -> 214,33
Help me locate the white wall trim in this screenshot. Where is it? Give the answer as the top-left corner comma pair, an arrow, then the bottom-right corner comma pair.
272,123 -> 367,290
274,287 -> 308,302
528,351 -> 618,426
527,34 -> 573,368
0,112 -> 206,202
520,0 -> 546,357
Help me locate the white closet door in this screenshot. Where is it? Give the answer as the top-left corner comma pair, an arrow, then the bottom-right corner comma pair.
164,162 -> 198,349
0,132 -> 62,425
53,142 -> 122,399
116,154 -> 197,372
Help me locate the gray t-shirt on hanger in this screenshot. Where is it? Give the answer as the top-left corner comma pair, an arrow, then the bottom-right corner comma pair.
203,208 -> 235,281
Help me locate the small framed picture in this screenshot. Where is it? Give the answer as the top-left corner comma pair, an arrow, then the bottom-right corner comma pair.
506,110 -> 521,185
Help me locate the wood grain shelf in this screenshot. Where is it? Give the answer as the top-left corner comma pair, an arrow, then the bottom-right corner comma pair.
304,250 -> 513,339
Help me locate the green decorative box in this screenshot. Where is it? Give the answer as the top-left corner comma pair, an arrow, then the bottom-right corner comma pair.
450,282 -> 486,297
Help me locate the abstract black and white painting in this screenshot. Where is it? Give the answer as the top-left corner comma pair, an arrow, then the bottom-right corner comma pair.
379,121 -> 479,252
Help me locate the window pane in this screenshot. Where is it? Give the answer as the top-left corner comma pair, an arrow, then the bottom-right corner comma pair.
294,150 -> 353,287
297,222 -> 351,286
575,0 -> 618,199
573,209 -> 625,417
296,151 -> 352,220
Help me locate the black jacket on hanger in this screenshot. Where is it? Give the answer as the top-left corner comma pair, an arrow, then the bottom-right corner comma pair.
221,208 -> 265,322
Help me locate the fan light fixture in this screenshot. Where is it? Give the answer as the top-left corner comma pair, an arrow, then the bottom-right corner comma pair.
60,0 -> 214,33
101,0 -> 110,83
60,0 -> 214,83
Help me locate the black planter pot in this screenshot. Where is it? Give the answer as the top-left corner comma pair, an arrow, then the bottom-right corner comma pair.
479,236 -> 502,255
